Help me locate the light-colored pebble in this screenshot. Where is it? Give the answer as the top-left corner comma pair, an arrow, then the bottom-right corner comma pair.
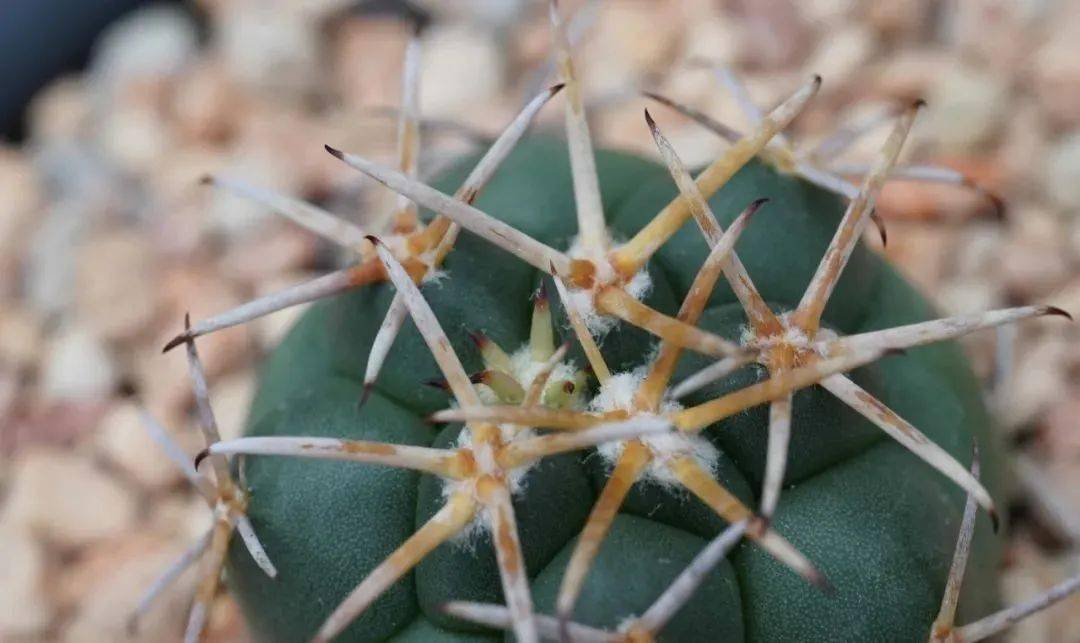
218,4 -> 320,100
0,305 -> 44,372
59,534 -> 192,642
420,23 -> 504,119
926,64 -> 1010,152
41,326 -> 117,401
0,527 -> 53,637
89,3 -> 198,94
1044,131 -> 1080,210
1,449 -> 136,548
75,229 -> 159,342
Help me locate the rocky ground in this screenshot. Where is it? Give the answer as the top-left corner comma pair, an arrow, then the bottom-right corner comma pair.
1,1 -> 1078,641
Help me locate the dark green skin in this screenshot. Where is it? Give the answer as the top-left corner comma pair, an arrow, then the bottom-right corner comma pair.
228,137 -> 1004,642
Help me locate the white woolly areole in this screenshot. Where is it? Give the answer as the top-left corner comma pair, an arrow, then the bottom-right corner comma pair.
588,369 -> 720,487
740,311 -> 838,354
564,234 -> 654,336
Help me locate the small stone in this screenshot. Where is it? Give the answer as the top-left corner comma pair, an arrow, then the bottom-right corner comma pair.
881,222 -> 953,294
218,4 -> 320,100
682,15 -> 740,66
1033,12 -> 1080,128
89,3 -> 198,95
936,279 -> 1001,317
41,326 -> 117,401
419,23 -> 505,119
1000,335 -> 1071,429
863,0 -> 928,40
926,64 -> 1010,152
0,527 -> 53,637
75,229 -> 159,342
173,60 -> 240,144
1000,540 -> 1080,641
96,402 -> 185,490
1042,391 -> 1080,458
1,449 -> 136,548
60,534 -> 192,642
579,2 -> 684,96
952,223 -> 1005,279
97,105 -> 173,173
729,1 -> 811,70
332,17 -> 414,112
414,0 -> 527,28
1044,131 -> 1080,210
148,495 -> 213,544
1000,210 -> 1071,299
219,228 -> 317,284
804,23 -> 874,84
26,77 -> 92,142
4,400 -> 110,452
872,48 -> 953,99
0,305 -> 44,372
209,372 -> 256,442
25,199 -> 91,317
0,149 -> 43,296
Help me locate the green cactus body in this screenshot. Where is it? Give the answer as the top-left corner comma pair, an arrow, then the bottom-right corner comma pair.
227,137 -> 1003,641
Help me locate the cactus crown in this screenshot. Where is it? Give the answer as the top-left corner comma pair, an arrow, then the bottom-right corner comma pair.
132,3 -> 1075,642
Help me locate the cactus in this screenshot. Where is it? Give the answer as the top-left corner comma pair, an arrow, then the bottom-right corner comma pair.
131,5 -> 1078,642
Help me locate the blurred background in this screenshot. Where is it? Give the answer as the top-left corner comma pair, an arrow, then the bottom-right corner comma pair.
0,0 -> 1078,640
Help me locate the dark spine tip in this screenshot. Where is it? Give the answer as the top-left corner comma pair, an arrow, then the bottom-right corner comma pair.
989,507 -> 1001,534
424,378 -> 449,391
184,312 -> 192,330
644,107 -> 657,129
194,448 -> 211,471
549,82 -> 566,95
468,371 -> 488,384
162,334 -> 187,353
467,330 -> 488,348
364,234 -> 381,246
357,384 -> 373,410
324,144 -> 344,160
746,197 -> 770,218
814,572 -> 837,597
912,98 -> 928,109
811,73 -> 823,86
986,191 -> 1007,221
198,174 -> 214,186
1045,306 -> 1073,321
